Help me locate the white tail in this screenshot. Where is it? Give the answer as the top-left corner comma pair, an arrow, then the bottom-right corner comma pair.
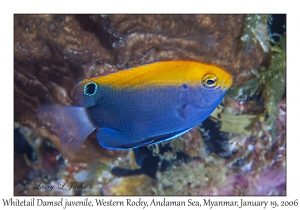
38,106 -> 96,159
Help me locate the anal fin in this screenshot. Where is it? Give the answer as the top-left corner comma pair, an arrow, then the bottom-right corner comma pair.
143,128 -> 193,146
96,127 -> 192,150
96,128 -> 141,150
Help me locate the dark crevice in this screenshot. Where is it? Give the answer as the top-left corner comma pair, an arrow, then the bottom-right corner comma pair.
74,15 -> 118,53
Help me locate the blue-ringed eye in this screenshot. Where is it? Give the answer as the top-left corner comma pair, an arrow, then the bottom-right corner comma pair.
84,82 -> 97,96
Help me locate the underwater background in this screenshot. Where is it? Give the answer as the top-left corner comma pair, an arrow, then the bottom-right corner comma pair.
14,14 -> 286,195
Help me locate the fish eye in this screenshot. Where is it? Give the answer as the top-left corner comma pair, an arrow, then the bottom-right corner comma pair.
84,82 -> 98,96
201,74 -> 219,89
206,79 -> 216,86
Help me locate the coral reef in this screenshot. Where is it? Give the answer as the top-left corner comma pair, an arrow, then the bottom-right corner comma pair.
102,175 -> 157,195
14,14 -> 286,195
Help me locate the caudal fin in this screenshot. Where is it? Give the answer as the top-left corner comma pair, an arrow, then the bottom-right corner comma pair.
38,106 -> 96,159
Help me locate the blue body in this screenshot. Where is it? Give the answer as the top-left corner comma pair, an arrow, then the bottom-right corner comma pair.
39,80 -> 228,159
87,84 -> 226,149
